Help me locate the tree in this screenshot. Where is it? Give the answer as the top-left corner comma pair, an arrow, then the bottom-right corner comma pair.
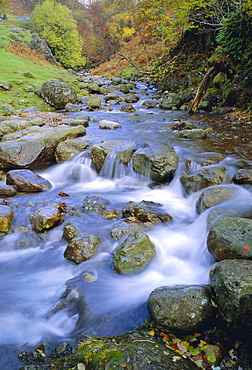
31,0 -> 86,69
8,0 -> 38,15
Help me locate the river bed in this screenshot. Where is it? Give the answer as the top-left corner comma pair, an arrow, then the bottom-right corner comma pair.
0,81 -> 251,369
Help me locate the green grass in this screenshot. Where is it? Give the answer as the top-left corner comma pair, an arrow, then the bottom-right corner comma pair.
0,22 -> 80,110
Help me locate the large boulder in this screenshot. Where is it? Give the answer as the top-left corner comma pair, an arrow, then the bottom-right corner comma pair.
196,186 -> 237,214
30,206 -> 63,231
64,232 -> 100,264
113,231 -> 156,274
6,169 -> 52,192
0,104 -> 17,116
147,285 -> 215,335
210,259 -> 252,331
207,217 -> 252,260
160,93 -> 182,109
0,205 -> 14,233
180,166 -> 227,194
0,125 -> 85,170
90,140 -> 136,172
132,144 -> 178,183
87,95 -> 102,110
41,79 -> 78,109
179,129 -> 207,139
122,200 -> 173,224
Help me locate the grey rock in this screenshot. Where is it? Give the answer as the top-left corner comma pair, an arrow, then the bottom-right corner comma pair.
207,216 -> 252,260
122,200 -> 173,224
0,119 -> 32,138
210,259 -> 252,331
113,231 -> 156,274
132,144 -> 178,183
0,81 -> 12,90
30,33 -> 58,65
180,166 -> 227,194
6,169 -> 52,192
30,206 -> 63,231
0,185 -> 17,197
196,186 -> 237,214
104,92 -> 120,102
179,129 -> 207,139
64,232 -> 100,264
160,93 -> 182,109
147,285 -> 214,335
65,103 -> 82,112
99,120 -> 121,130
82,195 -> 110,213
87,95 -> 102,110
124,94 -> 140,103
233,168 -> 252,185
0,104 -> 17,116
41,79 -> 78,109
184,152 -> 225,172
55,139 -> 90,162
142,99 -> 158,108
120,104 -> 136,112
110,221 -> 144,240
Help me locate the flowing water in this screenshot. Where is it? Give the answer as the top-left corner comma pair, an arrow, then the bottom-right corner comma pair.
0,81 -> 251,369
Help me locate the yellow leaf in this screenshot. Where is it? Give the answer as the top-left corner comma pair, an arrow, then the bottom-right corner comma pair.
198,340 -> 207,348
163,351 -> 170,355
148,330 -> 155,336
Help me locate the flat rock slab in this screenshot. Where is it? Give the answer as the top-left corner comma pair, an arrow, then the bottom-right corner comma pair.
0,124 -> 85,170
6,169 -> 52,192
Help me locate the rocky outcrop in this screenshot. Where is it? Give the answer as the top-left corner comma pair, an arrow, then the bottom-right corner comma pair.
210,259 -> 252,332
41,79 -> 78,109
6,169 -> 52,192
132,144 -> 178,183
30,33 -> 58,65
113,231 -> 156,274
207,216 -> 252,260
64,232 -> 100,264
122,200 -> 173,224
0,125 -> 85,170
0,119 -> 32,138
184,152 -> 225,172
0,205 -> 14,233
147,285 -> 215,335
30,206 -> 63,231
180,166 -> 227,194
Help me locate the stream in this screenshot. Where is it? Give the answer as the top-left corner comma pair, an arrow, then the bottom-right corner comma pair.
0,80 -> 251,369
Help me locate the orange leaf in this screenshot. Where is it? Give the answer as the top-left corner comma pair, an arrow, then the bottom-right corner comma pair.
242,246 -> 250,253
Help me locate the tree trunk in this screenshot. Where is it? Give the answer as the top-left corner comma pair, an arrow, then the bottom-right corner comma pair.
189,66 -> 222,114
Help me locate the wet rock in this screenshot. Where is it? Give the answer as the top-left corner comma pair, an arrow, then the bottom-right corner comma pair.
184,152 -> 225,172
62,327 -> 198,370
90,140 -> 135,172
82,195 -> 110,213
41,79 -> 78,109
0,119 -> 32,138
124,94 -> 140,103
207,216 -> 252,260
122,200 -> 173,224
104,92 -> 120,102
210,259 -> 252,331
120,104 -> 136,112
0,185 -> 17,197
180,166 -> 227,194
0,205 -> 14,233
0,104 -> 17,116
64,232 -> 100,264
62,223 -> 79,242
173,120 -> 197,130
99,120 -> 121,129
179,129 -> 207,139
232,168 -> 252,185
102,209 -> 119,219
113,231 -> 156,274
160,93 -> 182,109
65,103 -> 82,112
132,144 -> 178,183
0,125 -> 85,170
6,169 -> 52,192
87,82 -> 100,93
30,206 -> 63,231
87,95 -> 102,110
142,99 -> 158,108
196,186 -> 237,214
55,139 -> 90,162
110,221 -> 144,240
119,84 -> 134,94
147,285 -> 215,335
61,117 -> 90,127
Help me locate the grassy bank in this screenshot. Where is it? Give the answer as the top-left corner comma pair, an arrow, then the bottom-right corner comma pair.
0,22 -> 79,111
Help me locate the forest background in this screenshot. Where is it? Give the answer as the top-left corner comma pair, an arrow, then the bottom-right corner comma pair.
0,0 -> 252,111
